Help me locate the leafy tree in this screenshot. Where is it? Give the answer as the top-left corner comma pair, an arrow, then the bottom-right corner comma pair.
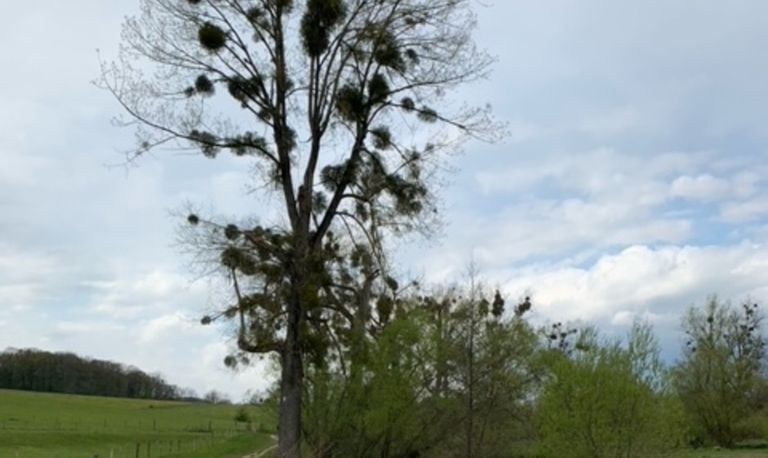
101,0 -> 496,455
302,284 -> 540,457
673,297 -> 766,447
437,283 -> 539,457
304,305 -> 434,457
0,348 -> 184,400
537,323 -> 683,457
204,389 -> 232,404
234,406 -> 252,422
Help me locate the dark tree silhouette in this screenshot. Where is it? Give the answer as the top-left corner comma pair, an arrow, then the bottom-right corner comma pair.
0,348 -> 186,400
100,1 -> 496,454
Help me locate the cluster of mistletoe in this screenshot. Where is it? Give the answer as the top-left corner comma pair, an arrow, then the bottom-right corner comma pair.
188,214 -> 405,369
105,0 -> 495,454
683,300 -> 765,369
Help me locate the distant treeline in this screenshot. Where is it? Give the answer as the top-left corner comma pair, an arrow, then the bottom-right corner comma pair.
0,348 -> 196,401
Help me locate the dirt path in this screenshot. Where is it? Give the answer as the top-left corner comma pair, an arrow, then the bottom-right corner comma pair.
243,435 -> 277,458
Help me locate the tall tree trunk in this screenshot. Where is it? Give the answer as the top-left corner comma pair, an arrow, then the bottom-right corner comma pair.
278,292 -> 303,457
436,305 -> 446,396
350,274 -> 374,383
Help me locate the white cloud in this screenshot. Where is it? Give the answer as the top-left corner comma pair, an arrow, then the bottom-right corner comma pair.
500,242 -> 768,324
0,244 -> 57,283
0,244 -> 62,311
137,311 -> 215,345
52,320 -> 127,337
506,119 -> 544,143
721,197 -> 768,223
476,148 -> 707,200
193,341 -> 275,400
416,194 -> 691,282
732,172 -> 762,199
0,142 -> 52,189
610,310 -> 666,327
0,284 -> 47,311
26,283 -> 273,399
87,269 -> 210,319
670,174 -> 732,202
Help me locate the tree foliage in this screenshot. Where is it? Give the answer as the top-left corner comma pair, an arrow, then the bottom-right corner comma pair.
537,323 -> 684,458
102,1 -> 496,454
302,285 -> 540,457
674,297 -> 766,447
0,348 -> 190,400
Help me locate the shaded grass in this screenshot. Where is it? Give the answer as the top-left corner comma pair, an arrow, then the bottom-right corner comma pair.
0,389 -> 275,457
675,446 -> 768,458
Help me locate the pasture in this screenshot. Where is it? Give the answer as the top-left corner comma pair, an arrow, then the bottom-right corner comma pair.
0,389 -> 275,457
678,451 -> 768,458
2,388 -> 765,457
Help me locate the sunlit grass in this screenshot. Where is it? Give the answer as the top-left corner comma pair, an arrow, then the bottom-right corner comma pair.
0,389 -> 275,457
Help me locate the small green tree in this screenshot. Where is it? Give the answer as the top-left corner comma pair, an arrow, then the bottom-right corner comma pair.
442,285 -> 539,457
303,303 -> 444,457
234,406 -> 252,423
537,323 -> 683,458
302,284 -> 541,457
673,297 -> 765,447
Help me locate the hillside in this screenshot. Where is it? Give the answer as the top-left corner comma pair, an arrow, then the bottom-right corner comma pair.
0,389 -> 275,457
0,348 -> 190,400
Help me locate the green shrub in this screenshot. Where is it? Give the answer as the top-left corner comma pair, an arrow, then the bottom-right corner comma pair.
537,324 -> 685,457
234,407 -> 251,423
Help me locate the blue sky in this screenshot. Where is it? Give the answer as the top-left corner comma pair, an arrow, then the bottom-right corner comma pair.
2,1 -> 768,399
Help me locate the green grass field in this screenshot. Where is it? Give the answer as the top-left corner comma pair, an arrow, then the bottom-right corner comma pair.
0,389 -> 276,458
677,450 -> 768,458
3,388 -> 766,458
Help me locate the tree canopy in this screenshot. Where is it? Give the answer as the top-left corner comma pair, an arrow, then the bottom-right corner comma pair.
0,348 -> 190,401
102,1 -> 497,455
674,297 -> 767,447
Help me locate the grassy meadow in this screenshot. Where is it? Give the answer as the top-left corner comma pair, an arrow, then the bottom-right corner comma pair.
2,388 -> 766,457
678,450 -> 768,458
0,389 -> 275,457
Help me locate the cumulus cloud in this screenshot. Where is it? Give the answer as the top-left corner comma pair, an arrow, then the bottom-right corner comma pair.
476,148 -> 706,199
52,320 -> 127,338
87,269 -> 209,320
500,243 -> 768,325
424,147 -> 710,281
465,198 -> 690,266
0,244 -> 62,312
670,174 -> 732,202
139,313 -> 195,344
721,197 -> 768,223
0,244 -> 57,284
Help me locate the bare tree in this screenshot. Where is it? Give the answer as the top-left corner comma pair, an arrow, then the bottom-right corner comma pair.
100,0 -> 497,455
